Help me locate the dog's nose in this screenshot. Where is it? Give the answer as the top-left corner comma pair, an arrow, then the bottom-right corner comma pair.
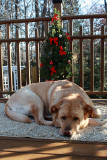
63,130 -> 71,137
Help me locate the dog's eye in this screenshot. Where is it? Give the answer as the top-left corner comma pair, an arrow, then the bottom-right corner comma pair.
61,116 -> 67,120
73,117 -> 79,121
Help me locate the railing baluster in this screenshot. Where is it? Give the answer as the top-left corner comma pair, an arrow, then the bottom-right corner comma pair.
90,18 -> 94,91
25,22 -> 30,84
16,27 -> 21,89
35,29 -> 40,82
101,25 -> 105,91
69,19 -> 74,82
80,26 -> 84,88
7,23 -> 13,91
0,29 -> 4,93
45,21 -> 48,36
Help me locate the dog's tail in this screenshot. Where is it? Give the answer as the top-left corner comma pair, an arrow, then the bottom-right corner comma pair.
5,103 -> 31,123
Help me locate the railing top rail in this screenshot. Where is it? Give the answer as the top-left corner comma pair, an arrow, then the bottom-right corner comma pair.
0,14 -> 107,25
0,17 -> 51,24
62,14 -> 107,20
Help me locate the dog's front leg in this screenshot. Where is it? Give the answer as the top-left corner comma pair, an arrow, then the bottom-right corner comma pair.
89,118 -> 104,126
32,104 -> 53,126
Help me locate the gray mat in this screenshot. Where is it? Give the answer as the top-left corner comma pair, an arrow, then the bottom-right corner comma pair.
0,103 -> 107,142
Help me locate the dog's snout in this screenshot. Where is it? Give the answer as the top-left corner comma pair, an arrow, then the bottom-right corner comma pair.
63,130 -> 71,137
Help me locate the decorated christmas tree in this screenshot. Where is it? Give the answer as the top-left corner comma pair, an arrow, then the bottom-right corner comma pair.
40,9 -> 72,81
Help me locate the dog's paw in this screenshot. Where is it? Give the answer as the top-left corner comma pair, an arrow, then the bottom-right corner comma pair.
71,129 -> 79,138
89,118 -> 104,126
92,108 -> 101,118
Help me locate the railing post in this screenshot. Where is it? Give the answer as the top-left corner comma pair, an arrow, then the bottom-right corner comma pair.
53,0 -> 62,16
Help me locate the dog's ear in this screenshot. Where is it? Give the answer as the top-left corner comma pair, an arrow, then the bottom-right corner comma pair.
84,104 -> 93,117
50,105 -> 58,113
50,100 -> 63,114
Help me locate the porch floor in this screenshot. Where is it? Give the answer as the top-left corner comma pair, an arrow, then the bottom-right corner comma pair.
0,136 -> 107,160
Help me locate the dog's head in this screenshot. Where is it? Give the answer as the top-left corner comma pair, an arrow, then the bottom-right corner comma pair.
50,94 -> 93,137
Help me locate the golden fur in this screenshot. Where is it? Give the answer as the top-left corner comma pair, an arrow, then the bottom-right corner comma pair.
5,80 -> 102,137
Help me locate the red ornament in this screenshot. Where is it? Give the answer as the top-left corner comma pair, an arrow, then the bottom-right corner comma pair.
50,66 -> 56,76
49,37 -> 58,46
68,60 -> 71,64
66,33 -> 71,40
50,60 -> 53,65
59,46 -> 67,56
40,62 -> 43,67
51,14 -> 59,23
59,46 -> 63,50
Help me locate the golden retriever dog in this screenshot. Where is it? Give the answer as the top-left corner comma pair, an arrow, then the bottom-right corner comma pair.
5,80 -> 103,137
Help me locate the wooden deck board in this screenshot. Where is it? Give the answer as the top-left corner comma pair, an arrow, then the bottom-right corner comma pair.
0,137 -> 107,160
